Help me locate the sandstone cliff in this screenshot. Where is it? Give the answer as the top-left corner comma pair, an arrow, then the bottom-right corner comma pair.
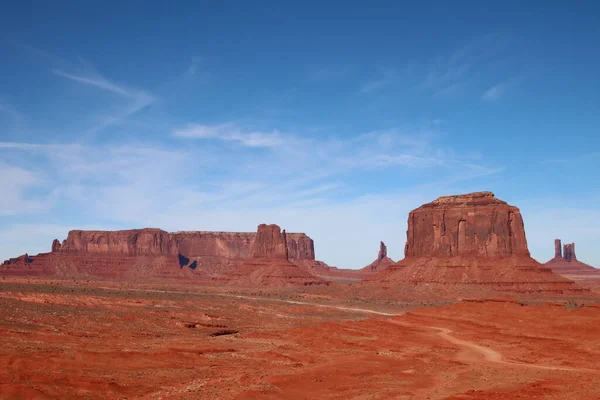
1,226 -> 323,281
51,229 -> 315,261
57,229 -> 177,256
227,224 -> 328,287
404,191 -> 529,258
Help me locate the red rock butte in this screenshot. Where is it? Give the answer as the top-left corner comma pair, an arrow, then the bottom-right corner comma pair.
366,192 -> 585,294
545,238 -> 600,280
226,224 -> 329,287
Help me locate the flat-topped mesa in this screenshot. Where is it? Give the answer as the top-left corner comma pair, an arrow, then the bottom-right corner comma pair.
364,192 -> 584,295
57,229 -> 176,256
50,228 -> 316,261
405,191 -> 530,258
2,227 -> 320,280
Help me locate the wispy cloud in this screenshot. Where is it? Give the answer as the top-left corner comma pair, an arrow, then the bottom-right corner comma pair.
0,162 -> 49,216
361,36 -> 513,100
184,56 -> 211,79
172,123 -> 285,148
481,76 -> 524,102
53,68 -> 156,137
55,70 -> 137,98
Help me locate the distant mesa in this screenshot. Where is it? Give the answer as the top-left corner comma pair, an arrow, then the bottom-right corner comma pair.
0,226 -> 331,283
365,191 -> 585,295
545,238 -> 599,280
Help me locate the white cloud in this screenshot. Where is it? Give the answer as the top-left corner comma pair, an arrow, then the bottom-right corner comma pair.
172,123 -> 285,148
53,70 -> 151,101
482,76 -> 524,102
0,163 -> 49,216
482,83 -> 506,101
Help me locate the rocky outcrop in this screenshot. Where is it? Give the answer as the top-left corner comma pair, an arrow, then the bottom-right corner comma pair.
555,239 -> 562,259
404,192 -> 529,258
564,243 -> 577,262
378,241 -> 387,261
52,239 -> 62,253
227,224 -> 328,287
360,242 -> 395,273
251,224 -> 289,259
2,254 -> 33,266
546,239 -> 599,279
365,192 -> 584,295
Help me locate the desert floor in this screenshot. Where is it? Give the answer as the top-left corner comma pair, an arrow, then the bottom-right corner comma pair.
1,278 -> 600,399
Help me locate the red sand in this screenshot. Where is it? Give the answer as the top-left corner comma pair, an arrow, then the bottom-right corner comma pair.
1,278 -> 600,399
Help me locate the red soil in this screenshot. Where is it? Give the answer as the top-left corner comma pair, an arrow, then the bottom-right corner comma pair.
1,278 -> 599,399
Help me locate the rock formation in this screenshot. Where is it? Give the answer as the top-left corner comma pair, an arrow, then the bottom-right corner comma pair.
49,229 -> 314,261
545,239 -> 599,280
359,241 -> 395,273
227,224 -> 328,287
365,192 -> 584,295
404,191 -> 529,258
554,239 -> 562,259
563,243 -> 576,262
2,254 -> 33,266
0,227 -> 324,281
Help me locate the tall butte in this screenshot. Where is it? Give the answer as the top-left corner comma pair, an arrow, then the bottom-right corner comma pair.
226,224 -> 329,287
365,192 -> 584,294
545,238 -> 600,280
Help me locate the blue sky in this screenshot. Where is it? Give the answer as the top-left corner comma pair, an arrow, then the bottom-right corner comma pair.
1,1 -> 599,269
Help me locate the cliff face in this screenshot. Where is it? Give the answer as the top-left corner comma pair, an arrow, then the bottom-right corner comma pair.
172,232 -> 255,260
51,228 -> 316,261
250,224 -> 289,259
227,224 -> 328,287
58,229 -> 177,256
404,191 -> 529,258
1,227 -> 320,281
